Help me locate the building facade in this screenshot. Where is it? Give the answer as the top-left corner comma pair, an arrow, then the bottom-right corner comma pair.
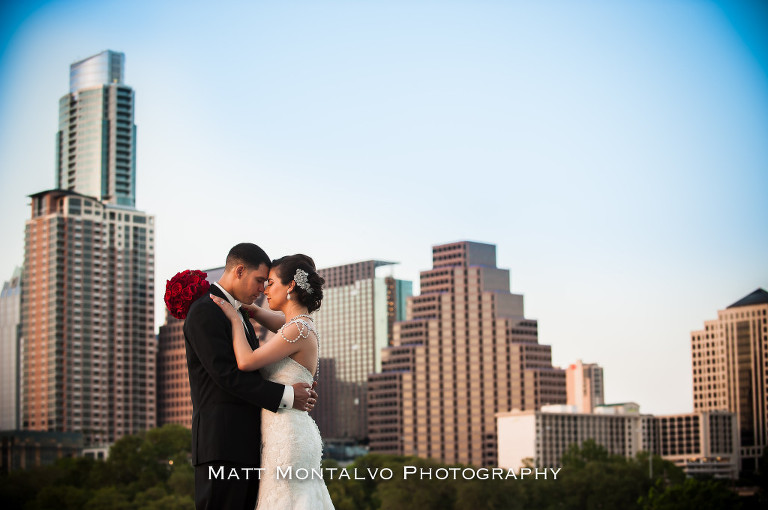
156,314 -> 190,428
655,411 -> 739,479
565,359 -> 604,413
1,430 -> 83,474
311,261 -> 412,443
56,50 -> 136,207
21,191 -> 155,446
368,241 -> 566,467
497,403 -> 651,471
1,268 -> 22,430
497,405 -> 739,479
20,51 -> 154,448
691,288 -> 768,473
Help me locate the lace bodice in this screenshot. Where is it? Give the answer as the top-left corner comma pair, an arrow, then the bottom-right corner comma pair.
260,356 -> 314,387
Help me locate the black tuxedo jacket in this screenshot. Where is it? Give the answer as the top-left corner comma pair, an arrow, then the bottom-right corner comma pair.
183,284 -> 284,465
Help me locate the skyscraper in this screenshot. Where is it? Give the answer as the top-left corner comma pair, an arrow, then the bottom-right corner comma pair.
21,51 -> 154,447
1,267 -> 22,430
368,241 -> 566,466
56,50 -> 136,207
691,288 -> 768,473
311,261 -> 412,443
156,313 -> 189,429
565,359 -> 604,413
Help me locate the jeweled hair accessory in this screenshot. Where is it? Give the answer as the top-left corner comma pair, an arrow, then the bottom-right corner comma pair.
294,268 -> 313,294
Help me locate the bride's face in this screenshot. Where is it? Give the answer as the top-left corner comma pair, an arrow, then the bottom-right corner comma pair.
264,267 -> 292,311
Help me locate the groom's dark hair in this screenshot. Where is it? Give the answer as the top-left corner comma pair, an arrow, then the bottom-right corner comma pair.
225,243 -> 271,271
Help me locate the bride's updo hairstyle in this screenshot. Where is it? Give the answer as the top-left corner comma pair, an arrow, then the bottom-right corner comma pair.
272,254 -> 325,313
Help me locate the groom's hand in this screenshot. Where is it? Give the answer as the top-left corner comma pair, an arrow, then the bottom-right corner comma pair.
292,382 -> 318,412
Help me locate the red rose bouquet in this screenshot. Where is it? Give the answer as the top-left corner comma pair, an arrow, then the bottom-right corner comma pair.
164,269 -> 210,319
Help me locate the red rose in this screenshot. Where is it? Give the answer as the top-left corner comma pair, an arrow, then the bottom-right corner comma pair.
181,286 -> 194,300
165,269 -> 210,319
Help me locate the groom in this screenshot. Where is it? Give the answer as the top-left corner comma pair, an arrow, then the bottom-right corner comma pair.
184,242 -> 318,510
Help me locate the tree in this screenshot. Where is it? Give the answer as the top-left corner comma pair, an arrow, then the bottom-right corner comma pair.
640,477 -> 741,510
82,487 -> 133,510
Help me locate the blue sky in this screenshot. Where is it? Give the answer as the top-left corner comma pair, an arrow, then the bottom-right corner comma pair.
1,0 -> 766,415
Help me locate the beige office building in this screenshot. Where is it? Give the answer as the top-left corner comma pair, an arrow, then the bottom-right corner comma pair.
497,405 -> 739,478
498,403 -> 652,471
691,288 -> 768,473
1,268 -> 22,431
368,241 -> 566,467
565,359 -> 604,413
655,411 -> 739,479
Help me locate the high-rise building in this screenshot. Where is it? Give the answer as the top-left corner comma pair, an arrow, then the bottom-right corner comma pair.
156,313 -> 189,428
1,267 -> 22,430
566,360 -> 604,413
56,50 -> 136,207
691,288 -> 768,473
20,51 -> 154,447
368,241 -> 566,466
22,190 -> 155,446
311,261 -> 412,443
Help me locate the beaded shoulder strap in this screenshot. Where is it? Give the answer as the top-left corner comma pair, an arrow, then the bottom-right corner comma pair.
279,315 -> 320,380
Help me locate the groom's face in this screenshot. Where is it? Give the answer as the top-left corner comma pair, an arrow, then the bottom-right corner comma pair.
233,263 -> 269,304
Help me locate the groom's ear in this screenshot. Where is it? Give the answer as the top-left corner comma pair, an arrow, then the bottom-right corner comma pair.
235,264 -> 245,279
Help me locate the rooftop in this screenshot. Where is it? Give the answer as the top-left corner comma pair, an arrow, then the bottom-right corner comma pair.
726,288 -> 768,309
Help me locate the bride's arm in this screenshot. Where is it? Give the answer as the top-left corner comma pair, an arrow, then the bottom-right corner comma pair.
211,295 -> 301,371
241,303 -> 285,333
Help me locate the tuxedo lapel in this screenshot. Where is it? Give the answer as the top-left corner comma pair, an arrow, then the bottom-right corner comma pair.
209,284 -> 227,301
240,309 -> 259,349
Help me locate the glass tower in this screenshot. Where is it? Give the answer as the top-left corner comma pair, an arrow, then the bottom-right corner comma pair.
56,50 -> 136,207
309,261 -> 412,444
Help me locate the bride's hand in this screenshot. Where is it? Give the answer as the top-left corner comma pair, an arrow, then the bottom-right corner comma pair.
210,294 -> 239,323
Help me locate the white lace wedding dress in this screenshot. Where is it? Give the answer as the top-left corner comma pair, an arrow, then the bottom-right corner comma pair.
256,335 -> 335,509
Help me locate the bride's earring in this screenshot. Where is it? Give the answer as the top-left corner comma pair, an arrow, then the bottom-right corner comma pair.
287,292 -> 291,300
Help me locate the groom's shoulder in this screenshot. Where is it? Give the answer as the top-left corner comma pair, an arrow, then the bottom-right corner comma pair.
184,296 -> 219,326
185,294 -> 216,324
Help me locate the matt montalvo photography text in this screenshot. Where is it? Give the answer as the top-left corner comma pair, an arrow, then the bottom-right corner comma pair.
209,465 -> 562,481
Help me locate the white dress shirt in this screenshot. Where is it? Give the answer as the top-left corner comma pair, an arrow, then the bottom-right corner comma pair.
214,282 -> 294,409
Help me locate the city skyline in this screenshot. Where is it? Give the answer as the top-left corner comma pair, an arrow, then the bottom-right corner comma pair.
1,0 -> 767,417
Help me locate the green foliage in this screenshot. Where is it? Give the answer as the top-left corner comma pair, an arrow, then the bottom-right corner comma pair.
83,487 -> 132,510
526,439 -> 687,510
640,478 -> 741,510
0,434 -> 753,510
28,484 -> 90,510
103,423 -> 192,492
0,424 -> 192,509
167,461 -> 194,497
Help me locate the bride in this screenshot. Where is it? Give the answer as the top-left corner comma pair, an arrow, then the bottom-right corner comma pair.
212,254 -> 335,509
